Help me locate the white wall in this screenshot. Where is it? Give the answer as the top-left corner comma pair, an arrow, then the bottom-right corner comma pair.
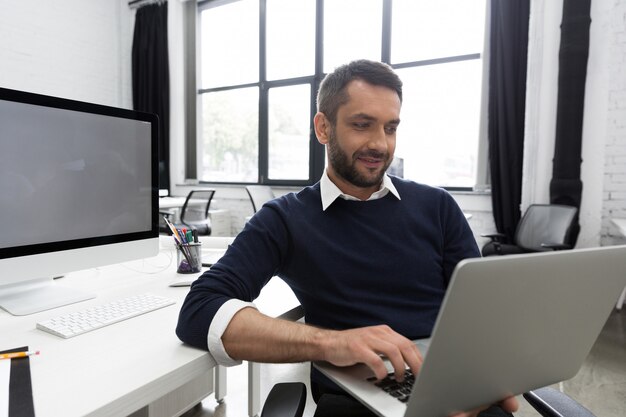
0,0 -> 133,108
601,0 -> 626,245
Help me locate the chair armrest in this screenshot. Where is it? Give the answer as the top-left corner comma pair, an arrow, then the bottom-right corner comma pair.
278,305 -> 304,322
540,243 -> 572,250
480,232 -> 508,243
261,382 -> 307,417
523,387 -> 595,417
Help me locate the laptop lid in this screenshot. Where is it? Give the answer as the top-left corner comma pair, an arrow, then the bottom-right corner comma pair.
315,245 -> 626,417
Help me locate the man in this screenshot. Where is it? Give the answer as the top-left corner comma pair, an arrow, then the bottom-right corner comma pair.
176,60 -> 517,417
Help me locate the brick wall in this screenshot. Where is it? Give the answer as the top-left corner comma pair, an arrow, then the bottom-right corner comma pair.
0,0 -> 132,108
601,0 -> 626,245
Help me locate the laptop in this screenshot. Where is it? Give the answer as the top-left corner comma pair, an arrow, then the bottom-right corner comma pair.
315,245 -> 626,417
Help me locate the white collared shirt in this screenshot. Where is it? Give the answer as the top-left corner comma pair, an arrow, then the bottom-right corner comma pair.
320,170 -> 401,210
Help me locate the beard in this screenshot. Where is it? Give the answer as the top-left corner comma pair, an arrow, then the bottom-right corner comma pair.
327,127 -> 392,188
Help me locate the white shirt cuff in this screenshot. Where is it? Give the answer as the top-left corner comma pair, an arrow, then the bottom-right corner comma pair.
208,298 -> 257,367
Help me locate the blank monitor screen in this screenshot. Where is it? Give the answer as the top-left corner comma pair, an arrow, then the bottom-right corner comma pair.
0,101 -> 153,248
0,87 -> 159,315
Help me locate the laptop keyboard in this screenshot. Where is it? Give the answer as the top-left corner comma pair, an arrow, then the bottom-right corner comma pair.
367,370 -> 415,403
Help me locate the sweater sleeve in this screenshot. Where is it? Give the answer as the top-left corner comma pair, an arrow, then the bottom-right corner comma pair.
440,191 -> 480,287
175,201 -> 291,350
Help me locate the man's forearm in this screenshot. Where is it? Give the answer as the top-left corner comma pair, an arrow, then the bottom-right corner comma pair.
221,306 -> 424,382
222,306 -> 330,363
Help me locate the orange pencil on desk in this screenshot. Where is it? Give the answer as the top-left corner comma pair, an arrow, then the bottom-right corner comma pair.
0,350 -> 40,360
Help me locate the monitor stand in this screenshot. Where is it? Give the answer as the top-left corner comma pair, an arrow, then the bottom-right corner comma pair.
0,277 -> 95,316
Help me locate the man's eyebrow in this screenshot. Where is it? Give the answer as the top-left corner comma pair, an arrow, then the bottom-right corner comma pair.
347,113 -> 401,125
347,113 -> 377,121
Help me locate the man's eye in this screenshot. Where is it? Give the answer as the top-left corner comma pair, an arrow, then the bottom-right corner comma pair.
353,122 -> 369,129
385,126 -> 397,134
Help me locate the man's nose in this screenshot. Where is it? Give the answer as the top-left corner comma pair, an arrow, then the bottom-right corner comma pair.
367,127 -> 389,151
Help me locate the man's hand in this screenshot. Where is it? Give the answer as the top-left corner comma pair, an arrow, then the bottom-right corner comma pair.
322,324 -> 423,381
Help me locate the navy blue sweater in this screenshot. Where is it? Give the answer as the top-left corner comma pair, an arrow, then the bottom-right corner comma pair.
176,177 -> 479,386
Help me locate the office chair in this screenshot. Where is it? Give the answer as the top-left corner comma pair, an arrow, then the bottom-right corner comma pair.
481,204 -> 578,256
245,185 -> 276,213
160,189 -> 215,236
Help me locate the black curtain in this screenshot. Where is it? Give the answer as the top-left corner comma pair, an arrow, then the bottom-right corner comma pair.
132,2 -> 170,191
549,0 -> 591,245
488,0 -> 531,241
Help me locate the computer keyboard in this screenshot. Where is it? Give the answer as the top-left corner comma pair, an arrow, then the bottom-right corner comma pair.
36,293 -> 176,339
367,370 -> 415,403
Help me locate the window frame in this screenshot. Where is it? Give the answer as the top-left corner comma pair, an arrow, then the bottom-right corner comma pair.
189,0 -> 490,191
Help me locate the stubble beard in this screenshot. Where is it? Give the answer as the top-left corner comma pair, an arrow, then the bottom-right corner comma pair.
327,127 -> 392,188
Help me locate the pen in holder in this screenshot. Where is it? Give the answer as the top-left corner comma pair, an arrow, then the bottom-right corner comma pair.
176,242 -> 202,274
161,215 -> 202,274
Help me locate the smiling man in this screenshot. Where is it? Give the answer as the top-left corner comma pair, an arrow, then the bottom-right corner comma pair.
317,78 -> 400,198
176,60 -> 517,417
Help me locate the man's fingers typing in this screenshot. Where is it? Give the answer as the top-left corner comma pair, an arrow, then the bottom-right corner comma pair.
324,325 -> 423,382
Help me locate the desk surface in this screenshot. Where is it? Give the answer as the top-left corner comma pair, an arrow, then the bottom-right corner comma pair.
159,196 -> 189,209
611,218 -> 626,236
159,197 -> 219,210
0,237 -> 299,417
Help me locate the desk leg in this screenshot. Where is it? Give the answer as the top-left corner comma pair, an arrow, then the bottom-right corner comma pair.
142,371 -> 213,417
215,365 -> 227,403
248,361 -> 261,417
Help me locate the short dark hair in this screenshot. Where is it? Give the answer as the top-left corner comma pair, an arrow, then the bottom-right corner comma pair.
316,59 -> 403,125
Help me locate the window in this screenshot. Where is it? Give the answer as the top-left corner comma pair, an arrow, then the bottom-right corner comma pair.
195,0 -> 488,189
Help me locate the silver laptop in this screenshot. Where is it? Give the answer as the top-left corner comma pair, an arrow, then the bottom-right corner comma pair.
315,245 -> 626,417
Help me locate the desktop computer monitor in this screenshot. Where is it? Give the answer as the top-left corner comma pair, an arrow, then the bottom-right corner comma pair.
0,87 -> 159,316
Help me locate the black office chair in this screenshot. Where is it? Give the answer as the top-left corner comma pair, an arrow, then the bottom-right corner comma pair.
160,189 -> 215,236
261,383 -> 596,417
261,382 -> 307,417
245,185 -> 276,213
481,204 -> 578,256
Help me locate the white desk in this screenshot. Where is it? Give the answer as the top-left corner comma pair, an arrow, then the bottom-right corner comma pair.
609,219 -> 626,309
158,197 -> 189,210
0,237 -> 300,417
611,218 -> 626,239
0,239 -> 223,417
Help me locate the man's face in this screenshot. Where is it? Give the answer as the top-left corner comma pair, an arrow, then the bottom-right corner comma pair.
327,124 -> 393,188
320,80 -> 401,194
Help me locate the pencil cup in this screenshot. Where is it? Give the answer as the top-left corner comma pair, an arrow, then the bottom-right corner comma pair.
176,242 -> 202,274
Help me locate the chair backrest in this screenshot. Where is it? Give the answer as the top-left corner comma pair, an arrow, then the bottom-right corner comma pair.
515,204 -> 578,251
180,189 -> 215,224
245,185 -> 275,213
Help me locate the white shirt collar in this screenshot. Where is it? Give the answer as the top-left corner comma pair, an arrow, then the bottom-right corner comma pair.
320,170 -> 401,211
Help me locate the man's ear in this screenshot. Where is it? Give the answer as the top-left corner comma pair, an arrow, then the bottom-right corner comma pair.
313,112 -> 330,145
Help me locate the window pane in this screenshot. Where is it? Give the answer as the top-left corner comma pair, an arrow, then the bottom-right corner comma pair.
391,0 -> 486,63
200,0 -> 259,88
199,88 -> 259,182
268,85 -> 311,180
323,0 -> 382,73
394,60 -> 482,187
266,0 -> 315,80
